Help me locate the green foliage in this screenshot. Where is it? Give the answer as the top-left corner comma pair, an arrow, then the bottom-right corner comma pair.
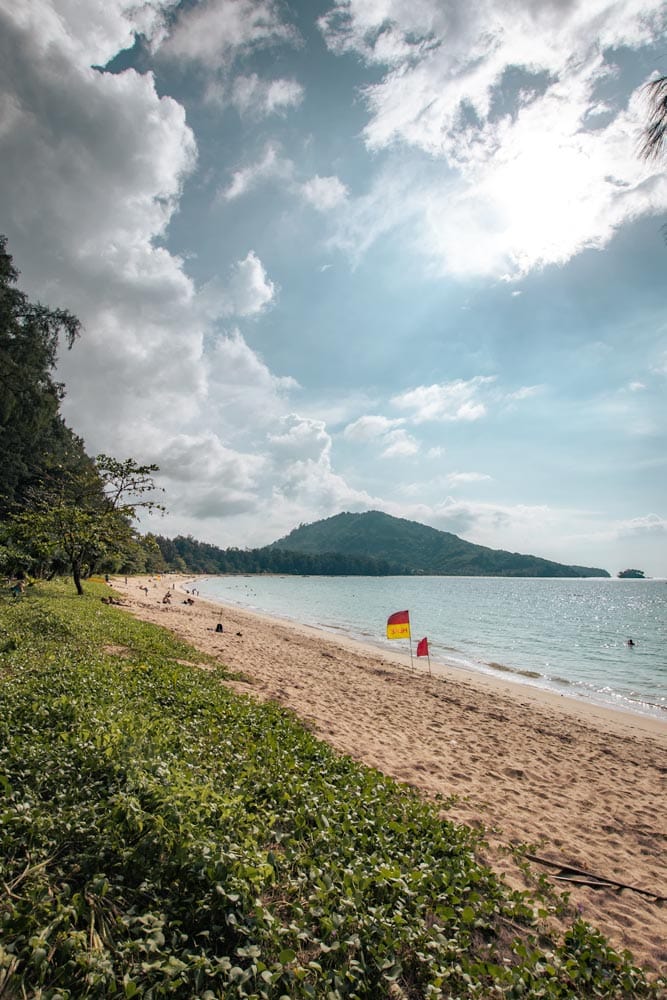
154,534 -> 404,576
0,234 -> 87,519
267,512 -> 611,578
0,237 -> 164,593
5,456 -> 163,595
0,584 -> 659,998
152,509 -> 612,578
616,569 -> 645,579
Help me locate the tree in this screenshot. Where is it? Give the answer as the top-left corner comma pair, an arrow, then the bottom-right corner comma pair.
640,76 -> 667,161
8,456 -> 164,594
0,235 -> 166,593
0,235 -> 84,517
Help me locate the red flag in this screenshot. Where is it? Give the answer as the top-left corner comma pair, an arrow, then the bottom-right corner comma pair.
386,610 -> 410,639
416,637 -> 429,657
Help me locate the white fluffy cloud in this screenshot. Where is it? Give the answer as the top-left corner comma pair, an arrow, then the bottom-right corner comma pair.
200,252 -> 276,318
219,143 -> 294,200
380,429 -> 419,458
152,433 -> 265,518
0,2 -> 201,461
9,0 -> 176,69
229,73 -> 304,116
321,0 -> 667,278
268,414 -> 332,463
204,330 -> 298,436
300,175 -> 349,211
343,414 -> 405,440
342,414 -> 418,459
155,0 -> 297,68
392,377 -> 496,423
618,513 -> 667,537
219,148 -> 349,216
226,252 -> 276,315
0,15 -> 196,274
446,472 -> 492,487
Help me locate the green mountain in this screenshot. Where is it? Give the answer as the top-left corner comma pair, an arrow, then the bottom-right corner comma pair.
268,511 -> 610,578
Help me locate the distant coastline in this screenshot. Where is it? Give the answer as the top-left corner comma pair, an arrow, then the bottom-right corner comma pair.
154,509 -> 612,578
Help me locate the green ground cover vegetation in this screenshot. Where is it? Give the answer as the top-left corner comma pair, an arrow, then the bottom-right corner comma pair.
0,581 -> 661,998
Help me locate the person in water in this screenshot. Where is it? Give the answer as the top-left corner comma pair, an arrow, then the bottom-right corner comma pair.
626,638 -> 635,647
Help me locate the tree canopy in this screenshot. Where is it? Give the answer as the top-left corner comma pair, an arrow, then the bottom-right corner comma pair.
0,236 -> 164,592
0,235 -> 87,518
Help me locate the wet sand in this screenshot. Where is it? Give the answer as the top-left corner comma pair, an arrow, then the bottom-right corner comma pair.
113,575 -> 667,976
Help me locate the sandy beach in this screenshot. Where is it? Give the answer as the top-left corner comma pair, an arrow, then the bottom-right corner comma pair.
113,575 -> 666,976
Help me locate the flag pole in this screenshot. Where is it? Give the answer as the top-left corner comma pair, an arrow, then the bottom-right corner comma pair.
409,634 -> 414,670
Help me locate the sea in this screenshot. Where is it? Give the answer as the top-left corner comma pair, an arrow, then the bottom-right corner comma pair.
195,575 -> 667,722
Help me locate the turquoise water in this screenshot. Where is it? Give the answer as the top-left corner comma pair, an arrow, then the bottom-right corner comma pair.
196,575 -> 667,720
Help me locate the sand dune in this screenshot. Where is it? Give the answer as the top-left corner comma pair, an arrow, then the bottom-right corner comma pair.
113,575 -> 666,976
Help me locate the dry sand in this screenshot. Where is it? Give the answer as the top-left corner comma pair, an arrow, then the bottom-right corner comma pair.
112,575 -> 666,976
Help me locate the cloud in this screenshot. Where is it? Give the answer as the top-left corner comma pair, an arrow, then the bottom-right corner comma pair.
272,457 -> 375,515
505,385 -> 543,401
154,0 -> 298,69
9,0 -> 176,69
156,2 -> 303,119
0,10 -> 196,270
268,414 -> 332,463
152,433 -> 265,518
392,376 -> 495,423
227,251 -> 276,315
200,252 -> 276,318
320,0 -> 667,278
381,429 -> 419,458
344,378 -> 538,458
446,471 -> 492,486
651,351 -> 667,375
617,513 -> 667,538
322,1 -> 665,151
300,175 -> 349,211
205,329 -> 298,434
342,414 -> 417,458
343,414 -> 405,441
422,496 -> 596,560
228,73 -> 304,116
219,143 -> 294,200
219,153 -> 348,213
0,2 -> 203,455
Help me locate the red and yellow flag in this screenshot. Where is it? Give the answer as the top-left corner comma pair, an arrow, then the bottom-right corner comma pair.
386,610 -> 410,640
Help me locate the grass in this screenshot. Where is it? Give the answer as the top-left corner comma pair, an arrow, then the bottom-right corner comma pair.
0,580 -> 662,999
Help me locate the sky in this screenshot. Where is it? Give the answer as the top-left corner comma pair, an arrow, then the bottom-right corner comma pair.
1,0 -> 666,576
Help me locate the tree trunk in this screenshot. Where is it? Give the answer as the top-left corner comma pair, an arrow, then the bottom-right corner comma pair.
72,560 -> 84,595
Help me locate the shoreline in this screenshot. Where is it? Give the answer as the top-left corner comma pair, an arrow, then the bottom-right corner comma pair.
113,574 -> 667,974
188,575 -> 666,734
